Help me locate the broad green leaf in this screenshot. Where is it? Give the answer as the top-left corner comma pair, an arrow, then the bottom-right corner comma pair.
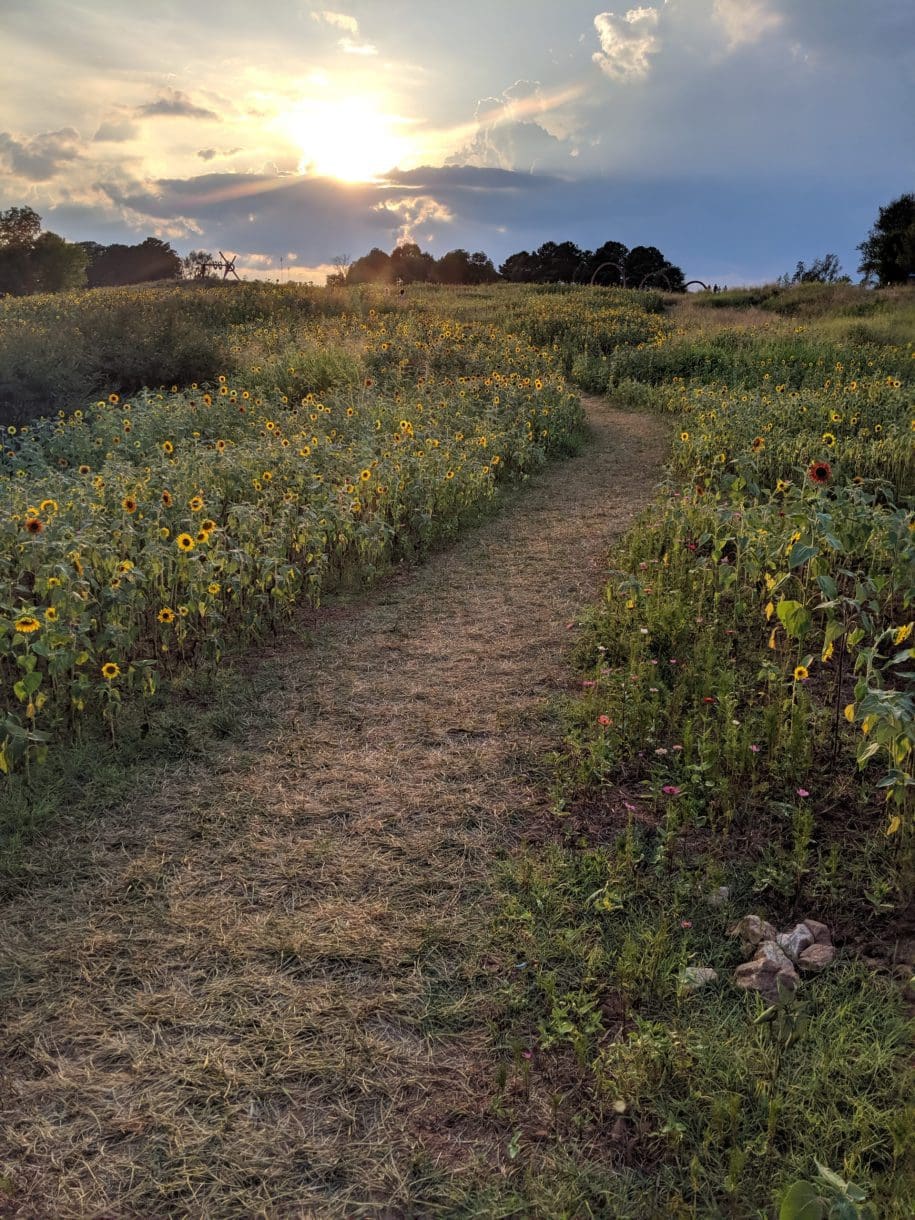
779,1181 -> 825,1220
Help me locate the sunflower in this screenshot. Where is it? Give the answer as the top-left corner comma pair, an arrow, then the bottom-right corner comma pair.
176,533 -> 195,552
101,662 -> 121,680
161,490 -> 173,507
215,439 -> 226,452
108,393 -> 119,404
44,607 -> 58,622
207,582 -> 221,595
163,440 -> 174,454
78,464 -> 91,475
200,519 -> 216,533
196,529 -> 210,543
808,460 -> 832,485
360,469 -> 371,482
121,496 -> 137,513
157,607 -> 176,623
680,431 -> 690,443
751,436 -> 766,451
188,495 -> 204,512
793,665 -> 810,682
14,616 -> 41,633
821,432 -> 836,447
39,499 -> 58,513
24,517 -> 44,535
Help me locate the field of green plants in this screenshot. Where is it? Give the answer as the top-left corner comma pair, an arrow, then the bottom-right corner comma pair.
1,279 -> 912,1216
487,284 -> 914,1218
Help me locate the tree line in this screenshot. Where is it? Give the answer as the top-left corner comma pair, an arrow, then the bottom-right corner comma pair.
332,239 -> 687,289
1,193 -> 912,297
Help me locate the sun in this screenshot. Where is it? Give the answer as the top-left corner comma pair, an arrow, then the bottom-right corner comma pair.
289,97 -> 410,182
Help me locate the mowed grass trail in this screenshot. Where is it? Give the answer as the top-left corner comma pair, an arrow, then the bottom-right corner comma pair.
0,399 -> 668,1218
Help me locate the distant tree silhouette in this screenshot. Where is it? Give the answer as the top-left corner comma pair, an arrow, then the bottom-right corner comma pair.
390,242 -> 436,284
81,237 -> 182,287
498,250 -> 538,282
0,206 -> 87,295
348,247 -> 394,285
587,240 -> 629,285
857,193 -> 915,285
182,250 -> 215,279
434,248 -> 499,285
778,253 -> 849,285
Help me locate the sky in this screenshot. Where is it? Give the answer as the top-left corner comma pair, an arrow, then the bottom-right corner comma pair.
1,0 -> 913,285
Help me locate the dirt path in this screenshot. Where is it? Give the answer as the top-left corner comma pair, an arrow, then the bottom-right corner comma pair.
0,398 -> 668,1218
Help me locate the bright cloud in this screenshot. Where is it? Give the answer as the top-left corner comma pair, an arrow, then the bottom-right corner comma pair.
713,0 -> 783,50
374,195 -> 454,244
310,10 -> 359,35
592,6 -> 661,80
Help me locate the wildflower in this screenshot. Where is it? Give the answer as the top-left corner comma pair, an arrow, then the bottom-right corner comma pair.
597,715 -> 612,726
796,787 -> 810,798
14,615 -> 41,633
680,919 -> 692,929
807,460 -> 832,485
793,665 -> 810,681
176,533 -> 195,552
662,785 -> 682,796
749,744 -> 761,753
894,623 -> 913,645
101,662 -> 121,680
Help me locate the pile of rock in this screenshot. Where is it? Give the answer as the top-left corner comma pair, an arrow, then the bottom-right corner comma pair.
730,914 -> 835,1003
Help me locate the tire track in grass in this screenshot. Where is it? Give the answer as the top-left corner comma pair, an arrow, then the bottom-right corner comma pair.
0,398 -> 668,1218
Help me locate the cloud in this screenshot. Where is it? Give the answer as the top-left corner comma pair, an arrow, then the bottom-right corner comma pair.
93,117 -> 139,143
0,127 -> 82,181
310,9 -> 359,35
713,0 -> 783,50
592,6 -> 661,80
136,89 -> 220,120
446,80 -> 582,172
373,195 -> 454,244
338,38 -> 378,55
197,147 -> 242,161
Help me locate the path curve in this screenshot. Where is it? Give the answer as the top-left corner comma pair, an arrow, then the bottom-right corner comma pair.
0,398 -> 669,1218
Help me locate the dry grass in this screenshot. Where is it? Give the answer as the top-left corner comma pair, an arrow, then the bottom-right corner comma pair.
0,399 -> 668,1218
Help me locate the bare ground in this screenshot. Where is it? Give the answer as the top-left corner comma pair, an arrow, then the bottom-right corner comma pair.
0,399 -> 668,1218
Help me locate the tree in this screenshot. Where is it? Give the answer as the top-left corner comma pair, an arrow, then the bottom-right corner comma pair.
624,245 -> 685,291
83,237 -> 182,287
499,250 -> 537,282
530,240 -> 584,283
183,250 -> 215,279
31,232 -> 88,293
857,193 -> 915,285
348,247 -> 393,285
0,206 -> 86,295
390,242 -> 435,284
587,240 -> 628,286
778,253 -> 849,286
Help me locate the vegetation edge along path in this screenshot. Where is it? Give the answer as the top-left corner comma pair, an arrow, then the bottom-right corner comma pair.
0,397 -> 669,1217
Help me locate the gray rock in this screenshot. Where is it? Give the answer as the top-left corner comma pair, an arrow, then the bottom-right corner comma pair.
802,918 -> 832,946
776,923 -> 815,961
734,957 -> 799,1003
681,966 -> 719,992
798,943 -> 836,972
705,886 -> 731,907
754,940 -> 796,972
728,914 -> 777,947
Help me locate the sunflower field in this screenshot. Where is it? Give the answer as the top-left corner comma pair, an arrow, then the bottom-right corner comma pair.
0,289 -> 586,774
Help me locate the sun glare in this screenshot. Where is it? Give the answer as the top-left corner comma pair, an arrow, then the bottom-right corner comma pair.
290,97 -> 409,182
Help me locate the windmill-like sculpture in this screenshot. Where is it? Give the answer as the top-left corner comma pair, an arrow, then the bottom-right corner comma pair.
193,251 -> 241,281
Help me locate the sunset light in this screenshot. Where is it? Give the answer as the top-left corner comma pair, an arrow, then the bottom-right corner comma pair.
288,96 -> 410,182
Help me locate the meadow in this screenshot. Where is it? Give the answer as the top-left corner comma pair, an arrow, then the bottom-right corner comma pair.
0,279 -> 912,1217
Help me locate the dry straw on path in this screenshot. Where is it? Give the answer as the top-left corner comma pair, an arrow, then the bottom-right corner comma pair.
0,398 -> 668,1218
